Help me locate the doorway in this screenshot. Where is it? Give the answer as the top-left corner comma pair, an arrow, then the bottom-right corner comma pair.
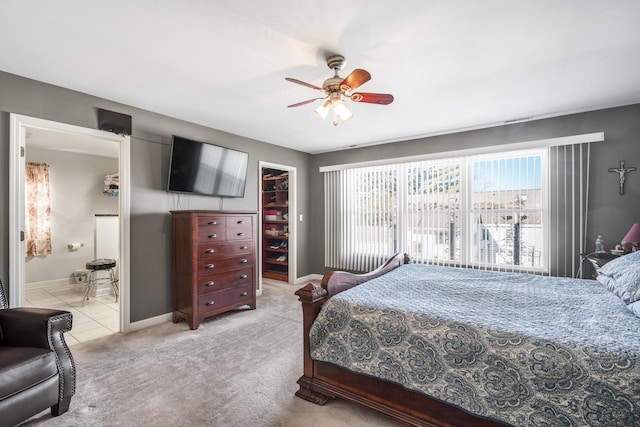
258,161 -> 297,293
9,114 -> 131,338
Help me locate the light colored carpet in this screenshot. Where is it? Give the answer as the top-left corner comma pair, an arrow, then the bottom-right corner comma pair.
20,281 -> 403,427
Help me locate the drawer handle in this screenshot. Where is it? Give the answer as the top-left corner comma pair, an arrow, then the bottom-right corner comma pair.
205,264 -> 214,269
206,301 -> 215,306
208,233 -> 217,239
207,220 -> 217,225
240,259 -> 248,264
240,274 -> 248,279
204,248 -> 215,254
240,292 -> 248,297
204,281 -> 215,287
237,220 -> 245,224
240,245 -> 248,250
237,232 -> 245,236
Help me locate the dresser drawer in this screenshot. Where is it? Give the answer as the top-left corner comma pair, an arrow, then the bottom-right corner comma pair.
197,224 -> 253,242
197,227 -> 225,242
197,215 -> 227,228
198,283 -> 254,316
197,241 -> 254,260
197,266 -> 254,294
197,257 -> 253,274
227,216 -> 253,227
226,223 -> 253,241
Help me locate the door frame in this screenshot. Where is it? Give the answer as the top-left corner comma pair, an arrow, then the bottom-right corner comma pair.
9,113 -> 132,332
258,161 -> 297,292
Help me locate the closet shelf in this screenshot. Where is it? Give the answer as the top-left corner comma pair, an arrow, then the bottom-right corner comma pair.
262,168 -> 289,282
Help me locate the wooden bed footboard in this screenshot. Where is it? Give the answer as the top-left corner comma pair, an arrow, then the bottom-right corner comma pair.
321,252 -> 410,297
294,253 -> 505,427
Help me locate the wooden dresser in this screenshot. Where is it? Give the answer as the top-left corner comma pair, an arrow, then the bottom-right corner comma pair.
171,210 -> 257,330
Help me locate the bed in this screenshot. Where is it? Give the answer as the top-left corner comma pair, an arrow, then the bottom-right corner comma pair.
295,252 -> 640,427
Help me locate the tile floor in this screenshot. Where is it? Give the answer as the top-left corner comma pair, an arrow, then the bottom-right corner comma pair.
25,284 -> 120,346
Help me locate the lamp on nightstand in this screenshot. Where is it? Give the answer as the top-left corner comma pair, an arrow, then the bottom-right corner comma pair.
621,223 -> 640,252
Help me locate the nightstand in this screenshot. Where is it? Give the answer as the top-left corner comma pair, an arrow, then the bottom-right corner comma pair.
581,252 -> 621,279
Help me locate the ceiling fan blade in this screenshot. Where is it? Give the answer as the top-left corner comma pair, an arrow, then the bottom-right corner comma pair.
350,92 -> 394,105
285,77 -> 324,91
339,69 -> 371,92
287,97 -> 325,108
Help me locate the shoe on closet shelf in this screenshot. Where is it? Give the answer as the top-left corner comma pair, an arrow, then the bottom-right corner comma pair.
275,255 -> 287,262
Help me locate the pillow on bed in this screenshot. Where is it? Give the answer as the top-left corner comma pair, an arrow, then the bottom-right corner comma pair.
597,251 -> 640,304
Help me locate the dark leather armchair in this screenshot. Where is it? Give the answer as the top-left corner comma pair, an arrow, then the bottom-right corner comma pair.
0,280 -> 76,427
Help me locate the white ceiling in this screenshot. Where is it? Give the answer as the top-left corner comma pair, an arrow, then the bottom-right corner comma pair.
2,1 -> 640,154
26,127 -> 120,159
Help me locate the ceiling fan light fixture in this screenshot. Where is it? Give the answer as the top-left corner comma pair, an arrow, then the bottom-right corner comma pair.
315,99 -> 332,119
286,54 -> 393,124
333,100 -> 353,122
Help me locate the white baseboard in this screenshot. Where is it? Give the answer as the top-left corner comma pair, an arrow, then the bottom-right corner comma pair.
295,274 -> 323,285
26,278 -> 118,299
116,275 -> 324,334
26,278 -> 74,289
126,312 -> 173,333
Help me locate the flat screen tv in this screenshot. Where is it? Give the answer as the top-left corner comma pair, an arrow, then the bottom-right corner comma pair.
167,135 -> 249,198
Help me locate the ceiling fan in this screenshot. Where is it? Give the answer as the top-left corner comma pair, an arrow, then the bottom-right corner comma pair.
285,54 -> 394,126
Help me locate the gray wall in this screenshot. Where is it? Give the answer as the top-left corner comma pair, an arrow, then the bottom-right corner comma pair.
25,147 -> 118,283
0,71 -> 312,322
2,69 -> 638,322
309,104 -> 640,273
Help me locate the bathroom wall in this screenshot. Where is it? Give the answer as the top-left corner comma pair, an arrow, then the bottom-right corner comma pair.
25,147 -> 119,285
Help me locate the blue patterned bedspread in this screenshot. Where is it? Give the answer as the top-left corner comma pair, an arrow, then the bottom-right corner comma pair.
309,264 -> 640,426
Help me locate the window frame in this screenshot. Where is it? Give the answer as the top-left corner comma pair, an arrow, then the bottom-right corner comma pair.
322,132 -> 603,275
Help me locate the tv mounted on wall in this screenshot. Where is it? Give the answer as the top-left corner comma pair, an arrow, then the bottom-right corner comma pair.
167,135 -> 249,198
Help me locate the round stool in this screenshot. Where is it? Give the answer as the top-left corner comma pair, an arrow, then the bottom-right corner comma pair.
83,259 -> 119,306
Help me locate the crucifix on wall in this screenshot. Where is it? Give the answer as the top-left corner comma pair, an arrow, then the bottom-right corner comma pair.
608,160 -> 636,195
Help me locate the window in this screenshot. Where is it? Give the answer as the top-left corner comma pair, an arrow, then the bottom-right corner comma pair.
325,149 -> 544,272
324,135 -> 597,277
400,157 -> 463,266
468,152 -> 544,269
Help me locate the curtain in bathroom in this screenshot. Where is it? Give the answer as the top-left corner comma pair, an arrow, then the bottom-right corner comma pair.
25,162 -> 52,256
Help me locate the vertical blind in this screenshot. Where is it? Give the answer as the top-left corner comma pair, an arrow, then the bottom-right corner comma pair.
324,165 -> 397,272
324,142 -> 592,277
399,157 -> 463,268
549,143 -> 591,278
468,150 -> 544,272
